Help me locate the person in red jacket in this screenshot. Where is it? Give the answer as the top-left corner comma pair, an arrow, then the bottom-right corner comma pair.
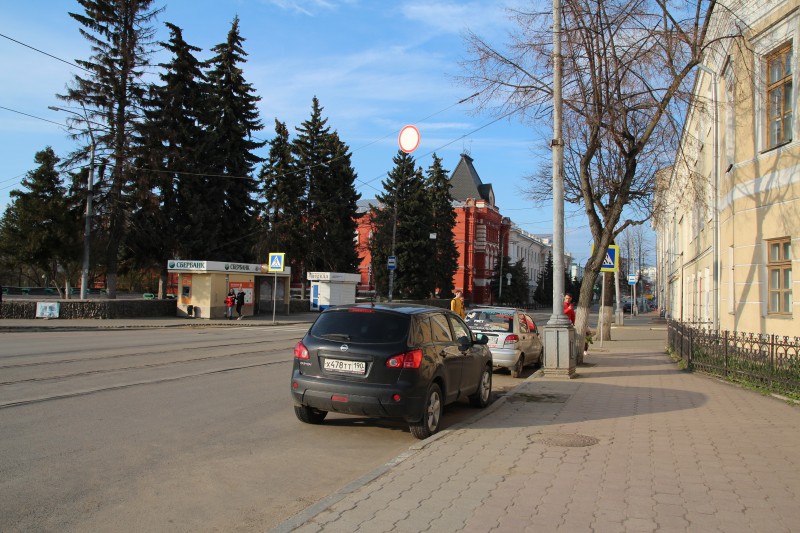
224,290 -> 235,320
563,293 -> 576,324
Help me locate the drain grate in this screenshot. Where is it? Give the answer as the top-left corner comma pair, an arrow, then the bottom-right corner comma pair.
506,393 -> 570,403
531,433 -> 599,447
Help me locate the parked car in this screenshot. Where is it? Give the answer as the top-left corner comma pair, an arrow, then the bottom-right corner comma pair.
290,303 -> 493,439
464,307 -> 543,378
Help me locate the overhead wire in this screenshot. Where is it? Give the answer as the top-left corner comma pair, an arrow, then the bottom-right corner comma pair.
1,31 -> 543,220
0,32 -> 92,73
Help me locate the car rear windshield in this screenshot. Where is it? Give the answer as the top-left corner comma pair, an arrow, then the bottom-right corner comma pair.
309,309 -> 411,344
465,310 -> 514,332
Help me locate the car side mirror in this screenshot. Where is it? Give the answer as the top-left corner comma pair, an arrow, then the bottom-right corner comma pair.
457,336 -> 472,351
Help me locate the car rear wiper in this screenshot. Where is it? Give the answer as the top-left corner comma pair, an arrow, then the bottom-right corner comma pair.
320,333 -> 352,341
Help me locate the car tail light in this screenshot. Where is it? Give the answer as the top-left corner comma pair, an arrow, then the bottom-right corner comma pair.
294,341 -> 309,360
504,334 -> 519,346
385,349 -> 423,369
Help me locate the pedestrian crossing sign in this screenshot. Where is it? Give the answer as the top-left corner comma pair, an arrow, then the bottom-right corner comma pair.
268,253 -> 285,272
600,245 -> 619,272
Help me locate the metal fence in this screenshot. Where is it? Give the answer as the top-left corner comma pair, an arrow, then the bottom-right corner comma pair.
668,320 -> 800,396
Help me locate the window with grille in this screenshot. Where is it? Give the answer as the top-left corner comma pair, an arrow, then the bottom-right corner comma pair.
767,237 -> 792,314
766,44 -> 793,148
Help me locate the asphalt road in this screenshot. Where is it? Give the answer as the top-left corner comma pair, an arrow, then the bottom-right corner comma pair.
0,324 -> 524,532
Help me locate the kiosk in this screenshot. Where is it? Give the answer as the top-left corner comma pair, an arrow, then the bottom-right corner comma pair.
308,272 -> 360,311
168,260 -> 292,319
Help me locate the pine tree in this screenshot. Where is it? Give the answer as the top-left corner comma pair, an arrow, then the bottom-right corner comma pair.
129,22 -> 211,294
205,16 -> 265,261
59,0 -> 161,298
426,154 -> 458,298
0,148 -> 81,295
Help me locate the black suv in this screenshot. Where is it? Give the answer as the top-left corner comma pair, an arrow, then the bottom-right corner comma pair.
290,303 -> 493,439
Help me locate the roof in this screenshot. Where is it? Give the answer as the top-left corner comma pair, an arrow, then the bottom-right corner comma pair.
324,303 -> 448,315
449,153 -> 494,205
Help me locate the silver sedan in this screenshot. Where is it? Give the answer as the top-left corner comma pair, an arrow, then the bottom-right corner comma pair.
464,307 -> 543,378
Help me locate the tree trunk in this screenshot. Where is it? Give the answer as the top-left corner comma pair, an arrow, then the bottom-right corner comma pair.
574,269 -> 598,365
158,267 -> 168,299
599,270 -> 614,341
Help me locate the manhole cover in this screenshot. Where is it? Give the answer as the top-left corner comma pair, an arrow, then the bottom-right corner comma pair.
531,433 -> 599,447
506,393 -> 570,403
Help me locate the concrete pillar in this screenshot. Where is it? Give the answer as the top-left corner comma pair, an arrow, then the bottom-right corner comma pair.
542,323 -> 576,378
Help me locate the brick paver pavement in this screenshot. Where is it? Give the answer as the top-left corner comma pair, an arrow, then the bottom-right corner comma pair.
273,323 -> 800,533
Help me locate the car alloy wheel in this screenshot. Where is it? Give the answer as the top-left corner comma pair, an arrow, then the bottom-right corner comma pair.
409,383 -> 442,440
470,366 -> 492,407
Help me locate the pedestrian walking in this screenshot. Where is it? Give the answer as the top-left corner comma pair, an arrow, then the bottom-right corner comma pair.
236,289 -> 245,320
225,290 -> 235,320
451,290 -> 465,319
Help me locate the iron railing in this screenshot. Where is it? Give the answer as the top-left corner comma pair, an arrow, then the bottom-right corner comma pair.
668,320 -> 800,396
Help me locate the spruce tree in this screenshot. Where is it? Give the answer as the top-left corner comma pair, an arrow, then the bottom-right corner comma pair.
292,97 -> 331,275
59,0 -> 161,297
371,152 -> 434,300
205,16 -> 265,261
130,22 -> 211,294
0,148 -> 81,295
316,131 -> 361,272
426,154 -> 458,298
258,120 -> 304,263
509,259 -> 531,306
533,253 -> 554,306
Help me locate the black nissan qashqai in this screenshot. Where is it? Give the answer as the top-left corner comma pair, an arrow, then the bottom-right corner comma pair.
291,303 -> 493,439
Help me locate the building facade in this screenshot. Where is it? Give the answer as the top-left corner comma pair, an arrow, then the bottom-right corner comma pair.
654,0 -> 798,337
508,226 -> 552,305
354,154 -> 511,305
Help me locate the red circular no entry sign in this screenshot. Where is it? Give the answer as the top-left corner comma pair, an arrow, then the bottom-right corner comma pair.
398,125 -> 420,153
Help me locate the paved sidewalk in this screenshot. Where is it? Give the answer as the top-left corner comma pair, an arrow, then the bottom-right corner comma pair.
272,323 -> 800,533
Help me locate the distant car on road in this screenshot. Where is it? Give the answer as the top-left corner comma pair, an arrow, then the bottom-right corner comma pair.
464,307 -> 543,378
290,303 -> 493,439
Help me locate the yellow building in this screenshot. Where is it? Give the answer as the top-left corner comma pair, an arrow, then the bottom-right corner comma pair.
654,0 -> 798,337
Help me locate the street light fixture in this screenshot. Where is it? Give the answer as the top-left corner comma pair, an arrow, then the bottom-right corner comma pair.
49,105 -> 95,300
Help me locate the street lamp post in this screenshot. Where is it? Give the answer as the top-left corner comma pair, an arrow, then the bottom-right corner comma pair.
49,106 -> 95,300
542,0 -> 576,378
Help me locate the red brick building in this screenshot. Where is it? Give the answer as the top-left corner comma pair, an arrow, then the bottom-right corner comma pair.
355,153 -> 510,305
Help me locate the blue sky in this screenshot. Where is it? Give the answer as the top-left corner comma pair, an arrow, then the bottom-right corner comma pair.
1,0 -> 602,264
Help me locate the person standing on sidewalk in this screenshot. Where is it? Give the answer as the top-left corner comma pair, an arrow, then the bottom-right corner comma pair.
235,289 -> 245,320
451,290 -> 465,318
563,293 -> 576,324
225,290 -> 235,320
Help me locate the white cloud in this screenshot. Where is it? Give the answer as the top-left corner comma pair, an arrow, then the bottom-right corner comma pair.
400,1 -> 516,35
263,0 -> 357,16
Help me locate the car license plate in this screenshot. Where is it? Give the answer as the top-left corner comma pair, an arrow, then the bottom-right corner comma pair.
323,358 -> 366,374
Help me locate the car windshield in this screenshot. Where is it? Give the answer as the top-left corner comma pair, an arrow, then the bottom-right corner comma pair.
465,310 -> 514,332
309,309 -> 411,344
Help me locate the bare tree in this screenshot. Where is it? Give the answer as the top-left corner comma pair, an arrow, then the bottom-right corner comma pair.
460,0 -> 742,359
